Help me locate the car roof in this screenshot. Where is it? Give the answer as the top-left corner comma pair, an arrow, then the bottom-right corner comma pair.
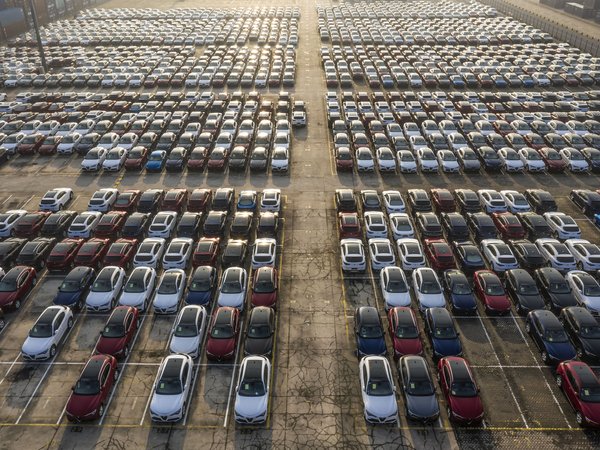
446,358 -> 471,382
366,358 -> 388,380
250,306 -> 273,325
566,306 -> 597,326
403,356 -> 429,378
571,363 -> 600,387
162,356 -> 184,378
243,358 -> 264,380
108,306 -> 130,325
80,355 -> 107,380
357,306 -> 380,325
179,307 -> 199,325
429,308 -> 453,327
65,266 -> 93,280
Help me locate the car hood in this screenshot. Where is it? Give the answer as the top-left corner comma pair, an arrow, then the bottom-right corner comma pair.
451,293 -> 477,310
364,393 -> 398,418
486,294 -> 511,310
185,290 -> 211,305
235,393 -> 268,418
54,290 -> 83,306
119,291 -> 147,308
244,336 -> 273,356
153,293 -> 179,308
418,293 -> 446,309
581,338 -> 600,358
383,291 -> 411,307
66,393 -> 101,418
516,294 -> 546,310
449,395 -> 484,420
206,337 -> 235,357
170,335 -> 201,355
544,341 -> 576,361
150,392 -> 184,416
406,393 -> 439,419
432,337 -> 462,357
0,292 -> 17,306
357,336 -> 387,355
251,292 -> 276,307
548,292 -> 578,309
218,292 -> 244,308
86,291 -> 113,307
393,337 -> 422,356
22,336 -> 53,355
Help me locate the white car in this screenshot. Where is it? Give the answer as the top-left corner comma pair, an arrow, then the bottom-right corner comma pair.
0,209 -> 27,237
481,239 -> 519,272
500,190 -> 531,213
389,213 -> 415,239
340,238 -> 366,272
67,211 -> 102,238
102,147 -> 128,171
397,150 -> 417,173
478,189 -> 507,213
74,119 -> 95,135
368,238 -> 396,271
519,148 -> 546,172
356,147 -> 375,172
498,147 -> 525,172
359,356 -> 398,424
565,239 -> 600,271
271,147 -> 289,172
416,148 -> 439,172
56,133 -> 82,154
364,212 -> 388,239
260,189 -> 281,212
217,267 -> 248,310
148,212 -> 178,238
38,188 -> 73,212
566,271 -> 600,316
535,239 -> 577,272
543,213 -> 581,240
87,188 -> 118,212
252,238 -> 277,269
150,354 -> 194,422
118,133 -> 139,150
162,238 -> 194,270
169,305 -> 207,359
412,267 -> 445,311
153,269 -> 186,314
234,356 -> 271,424
21,306 -> 74,360
376,147 -> 397,172
397,238 -> 426,271
86,266 -> 126,312
81,147 -> 107,171
560,148 -> 589,172
437,150 -> 460,172
382,191 -> 406,213
380,266 -> 410,309
97,132 -> 120,150
133,238 -> 166,269
118,267 -> 157,311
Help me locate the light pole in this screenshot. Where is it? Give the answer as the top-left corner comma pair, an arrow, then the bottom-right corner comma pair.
27,0 -> 48,73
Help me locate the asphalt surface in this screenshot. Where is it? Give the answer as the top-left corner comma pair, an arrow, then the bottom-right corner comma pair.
0,0 -> 599,449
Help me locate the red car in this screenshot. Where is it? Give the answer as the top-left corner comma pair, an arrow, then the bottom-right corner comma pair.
188,189 -> 212,212
0,265 -> 37,310
46,238 -> 85,271
38,135 -> 62,155
113,190 -> 141,213
94,211 -> 127,238
73,238 -> 110,268
335,147 -> 354,171
17,133 -> 44,155
423,238 -> 456,271
124,146 -> 149,171
206,306 -> 240,361
387,306 -> 423,359
102,238 -> 138,268
65,354 -> 118,421
162,189 -> 188,213
556,360 -> 600,427
251,266 -> 278,308
430,188 -> 456,213
438,356 -> 484,424
187,147 -> 208,171
492,212 -> 526,239
14,211 -> 51,238
473,270 -> 511,314
537,147 -> 567,172
338,212 -> 361,238
95,306 -> 140,358
207,147 -> 228,171
192,237 -> 220,267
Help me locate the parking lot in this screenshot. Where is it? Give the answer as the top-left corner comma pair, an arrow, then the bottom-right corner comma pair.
1,0 -> 600,449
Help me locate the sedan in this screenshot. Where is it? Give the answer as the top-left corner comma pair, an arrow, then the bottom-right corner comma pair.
443,269 -> 477,314
359,356 -> 398,424
412,268 -> 445,311
566,271 -> 600,316
424,307 -> 462,360
388,307 -> 422,359
206,306 -> 240,361
118,267 -> 156,312
0,265 -> 37,310
169,305 -> 207,359
85,266 -> 126,312
234,356 -> 271,425
556,361 -> 600,427
398,355 -> 440,423
149,354 -> 194,422
354,306 -> 387,357
95,306 -> 140,358
217,267 -> 248,310
526,309 -> 576,364
437,357 -> 484,424
473,270 -> 511,314
560,306 -> 600,362
21,305 -> 74,360
244,306 -> 275,357
153,269 -> 186,314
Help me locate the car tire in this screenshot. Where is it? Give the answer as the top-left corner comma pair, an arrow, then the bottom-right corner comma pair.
576,346 -> 584,359
541,351 -> 549,364
77,299 -> 84,310
14,299 -> 21,310
113,369 -> 119,382
124,345 -> 129,358
98,404 -> 104,418
50,345 -> 57,358
0,318 -> 6,330
556,374 -> 563,388
67,317 -> 74,329
32,277 -> 37,286
446,406 -> 453,422
576,411 -> 584,426
577,262 -> 583,271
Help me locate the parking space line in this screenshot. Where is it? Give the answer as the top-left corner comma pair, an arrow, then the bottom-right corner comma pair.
0,195 -> 13,207
181,317 -> 211,427
222,321 -> 244,428
18,194 -> 35,209
0,353 -> 22,386
139,369 -> 161,426
0,321 -> 10,337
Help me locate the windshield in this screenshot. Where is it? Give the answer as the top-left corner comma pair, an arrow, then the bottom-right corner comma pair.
29,323 -> 52,338
238,379 -> 266,397
518,284 -> 539,295
584,285 -> 600,297
359,325 -> 383,339
434,326 -> 457,339
407,378 -> 434,396
158,277 -> 179,295
386,279 -> 408,293
452,282 -> 472,295
149,153 -> 163,161
92,277 -> 113,292
544,329 -> 568,343
175,322 -> 198,338
450,381 -> 478,397
210,324 -> 233,339
395,324 -> 418,339
74,377 -> 100,396
124,278 -> 146,293
156,376 -> 182,395
580,325 -> 600,339
420,281 -> 441,295
366,378 -> 393,396
549,282 -> 570,294
60,279 -> 82,293
221,279 -> 242,294
102,323 -> 125,338
0,278 -> 16,292
580,386 -> 600,403
247,324 -> 272,339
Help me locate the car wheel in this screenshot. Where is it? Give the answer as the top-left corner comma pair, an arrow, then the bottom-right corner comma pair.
0,318 -> 6,330
77,299 -> 84,310
556,374 -> 563,388
577,262 -> 583,271
98,404 -> 104,418
123,345 -> 129,358
525,321 -> 531,333
137,316 -> 142,329
113,369 -> 119,382
10,229 -> 15,237
67,317 -> 74,329
446,406 -> 453,421
32,277 -> 37,287
576,346 -> 584,359
541,351 -> 549,364
39,260 -> 45,269
50,345 -> 57,358
576,411 -> 584,426
14,299 -> 21,310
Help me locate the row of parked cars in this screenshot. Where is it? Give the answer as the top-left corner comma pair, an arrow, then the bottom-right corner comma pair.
326,90 -> 600,174
339,187 -> 600,426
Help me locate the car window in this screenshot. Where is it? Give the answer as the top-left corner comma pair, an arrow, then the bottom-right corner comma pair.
125,314 -> 133,331
100,364 -> 111,386
181,363 -> 188,386
55,311 -> 65,329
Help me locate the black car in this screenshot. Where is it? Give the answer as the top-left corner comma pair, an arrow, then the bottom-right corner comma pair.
121,213 -> 151,239
360,190 -> 381,211
74,132 -> 100,155
176,212 -> 202,239
570,189 -> 600,216
524,189 -> 558,214
211,188 -> 234,212
525,309 -> 576,365
466,212 -> 498,242
249,147 -> 268,172
416,213 -> 443,238
508,240 -> 547,271
407,189 -> 433,213
228,146 -> 247,171
454,189 -> 482,214
398,355 -> 440,423
244,306 -> 275,356
440,213 -> 469,241
581,148 -> 600,172
137,189 -> 164,214
257,212 -> 279,238
0,238 -> 27,269
15,237 -> 56,270
165,147 -> 188,172
560,306 -> 600,361
230,212 -> 253,239
452,241 -> 486,275
203,211 -> 227,237
335,189 -> 357,213
52,266 -> 95,310
221,240 -> 247,268
534,267 -> 578,310
517,213 -> 552,240
40,210 -> 77,238
505,269 -> 547,314
476,146 -> 502,171
443,269 -> 477,314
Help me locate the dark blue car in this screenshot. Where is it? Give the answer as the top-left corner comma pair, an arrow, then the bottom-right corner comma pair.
526,309 -> 576,365
145,150 -> 167,172
354,306 -> 386,357
424,307 -> 462,360
185,266 -> 217,306
443,269 -> 477,313
53,266 -> 95,311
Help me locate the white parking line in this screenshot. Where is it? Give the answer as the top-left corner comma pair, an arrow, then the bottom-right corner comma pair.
0,321 -> 10,337
222,324 -> 245,428
18,194 -> 35,209
0,354 -> 22,386
182,320 -> 211,427
0,195 -> 13,207
139,369 -> 161,426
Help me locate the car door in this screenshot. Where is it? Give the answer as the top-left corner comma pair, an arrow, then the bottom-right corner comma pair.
53,311 -> 66,345
530,315 -> 543,350
564,370 -> 580,409
441,365 -> 451,399
100,363 -> 112,401
124,312 -> 135,343
181,361 -> 190,398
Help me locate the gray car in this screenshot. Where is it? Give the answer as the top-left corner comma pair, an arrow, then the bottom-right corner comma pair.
398,355 -> 440,422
